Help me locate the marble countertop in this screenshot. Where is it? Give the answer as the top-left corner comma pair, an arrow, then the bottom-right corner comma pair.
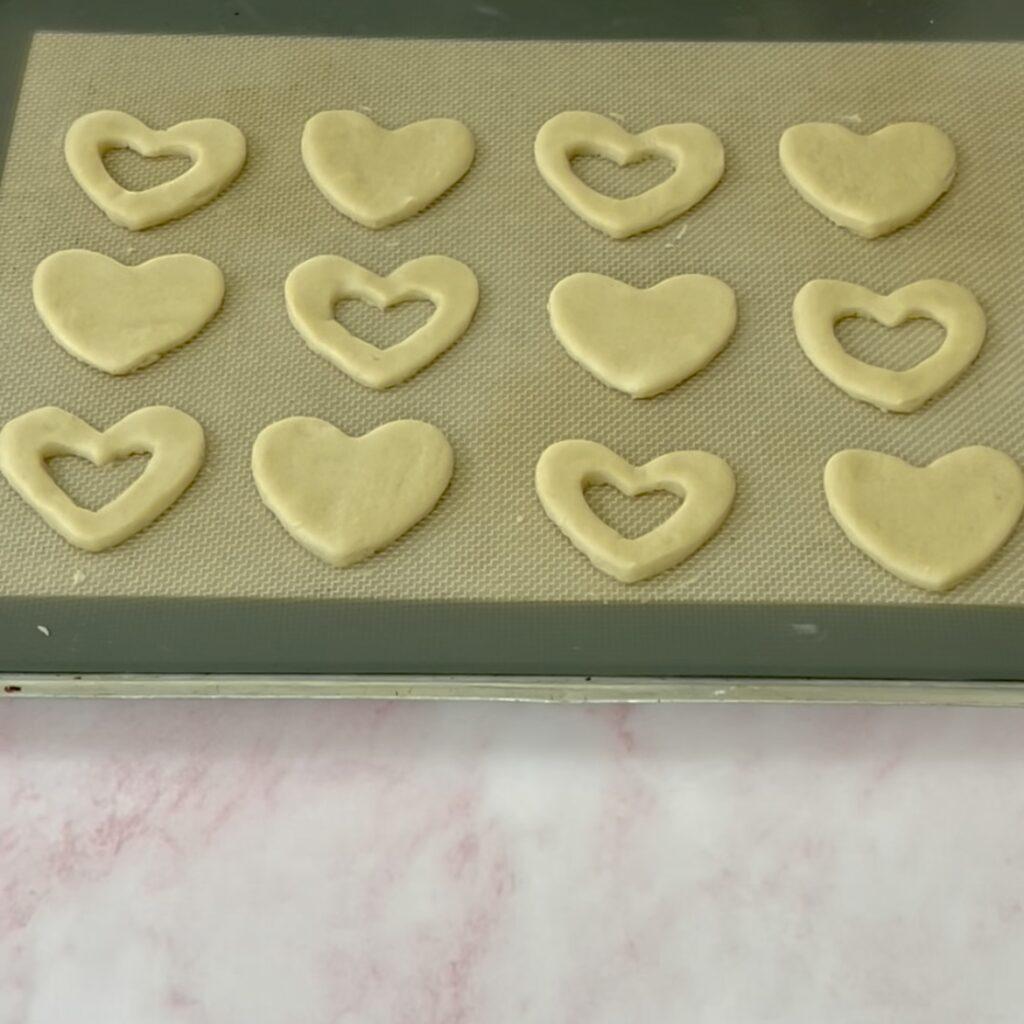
2,698 -> 1023,1022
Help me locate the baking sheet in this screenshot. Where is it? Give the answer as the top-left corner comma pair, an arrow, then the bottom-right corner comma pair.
1,33 -> 1022,606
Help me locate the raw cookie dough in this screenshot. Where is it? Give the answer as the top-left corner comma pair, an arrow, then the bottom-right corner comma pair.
0,406 -> 205,552
825,447 -> 1024,592
793,278 -> 985,413
252,417 -> 453,567
285,254 -> 479,390
779,122 -> 955,238
548,272 -> 736,397
301,111 -> 474,228
33,249 -> 224,374
535,439 -> 735,583
534,111 -> 724,239
64,110 -> 246,230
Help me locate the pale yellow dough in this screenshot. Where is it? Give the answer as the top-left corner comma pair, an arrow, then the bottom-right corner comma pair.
0,406 -> 205,552
548,273 -> 736,397
535,439 -> 735,583
779,122 -> 955,238
285,254 -> 478,390
825,447 -> 1024,592
64,110 -> 246,230
301,111 -> 474,228
534,111 -> 724,239
252,418 -> 453,568
33,249 -> 224,374
793,278 -> 985,413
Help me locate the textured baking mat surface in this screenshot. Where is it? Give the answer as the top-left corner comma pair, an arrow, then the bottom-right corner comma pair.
1,33 -> 1022,605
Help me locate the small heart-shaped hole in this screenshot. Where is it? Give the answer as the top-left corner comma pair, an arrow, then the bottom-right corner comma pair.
47,454 -> 150,511
334,299 -> 434,350
571,154 -> 674,199
835,315 -> 945,372
103,148 -> 193,192
585,484 -> 682,539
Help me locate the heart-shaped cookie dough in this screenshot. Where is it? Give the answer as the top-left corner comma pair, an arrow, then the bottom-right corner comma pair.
825,447 -> 1024,592
301,111 -> 474,228
534,112 -> 724,239
548,273 -> 736,397
0,406 -> 204,552
65,110 -> 246,230
793,279 -> 985,413
285,254 -> 478,390
33,249 -> 224,374
779,122 -> 955,238
535,439 -> 735,583
252,418 -> 453,567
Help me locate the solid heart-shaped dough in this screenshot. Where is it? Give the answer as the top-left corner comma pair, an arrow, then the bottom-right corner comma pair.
548,273 -> 736,397
825,447 -> 1024,592
779,122 -> 955,238
252,417 -> 453,567
301,111 -> 474,228
285,254 -> 479,390
33,249 -> 224,374
65,110 -> 246,230
793,278 -> 985,413
0,406 -> 205,551
535,439 -> 735,583
534,111 -> 724,239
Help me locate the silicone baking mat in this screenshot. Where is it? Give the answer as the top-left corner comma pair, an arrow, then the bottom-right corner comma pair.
1,32 -> 1022,607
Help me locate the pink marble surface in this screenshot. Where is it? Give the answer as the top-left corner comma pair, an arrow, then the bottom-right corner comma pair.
2,700 -> 1024,1022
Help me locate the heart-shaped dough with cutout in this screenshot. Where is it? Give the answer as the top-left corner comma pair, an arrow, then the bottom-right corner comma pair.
65,110 -> 246,230
252,417 -> 453,567
825,447 -> 1024,592
33,249 -> 224,374
285,254 -> 478,390
534,112 -> 724,239
793,278 -> 985,413
535,439 -> 735,583
549,273 -> 736,397
302,111 -> 474,228
0,406 -> 204,552
779,122 -> 955,237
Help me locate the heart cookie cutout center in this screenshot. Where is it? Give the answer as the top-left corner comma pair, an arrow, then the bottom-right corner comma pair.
334,297 -> 435,350
835,314 -> 945,372
47,452 -> 150,511
584,482 -> 683,539
571,152 -> 674,199
103,148 -> 193,191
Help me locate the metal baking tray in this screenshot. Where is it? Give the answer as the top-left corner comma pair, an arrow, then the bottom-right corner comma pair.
2,0 -> 1023,701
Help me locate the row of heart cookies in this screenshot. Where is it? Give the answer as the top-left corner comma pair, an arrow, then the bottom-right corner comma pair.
32,249 -> 478,385
64,108 -> 474,231
65,109 -> 956,238
0,407 -> 1021,594
33,246 -> 985,412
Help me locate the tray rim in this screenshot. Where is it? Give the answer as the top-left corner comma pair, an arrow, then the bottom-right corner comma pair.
4,673 -> 1024,704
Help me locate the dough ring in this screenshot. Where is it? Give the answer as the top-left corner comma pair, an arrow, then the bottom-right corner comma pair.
33,249 -> 224,375
285,254 -> 479,390
779,122 -> 955,238
301,111 -> 474,228
825,447 -> 1024,592
548,272 -> 736,398
0,406 -> 205,552
252,417 -> 453,567
534,111 -> 724,239
535,439 -> 735,583
65,110 -> 246,230
793,279 -> 985,413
